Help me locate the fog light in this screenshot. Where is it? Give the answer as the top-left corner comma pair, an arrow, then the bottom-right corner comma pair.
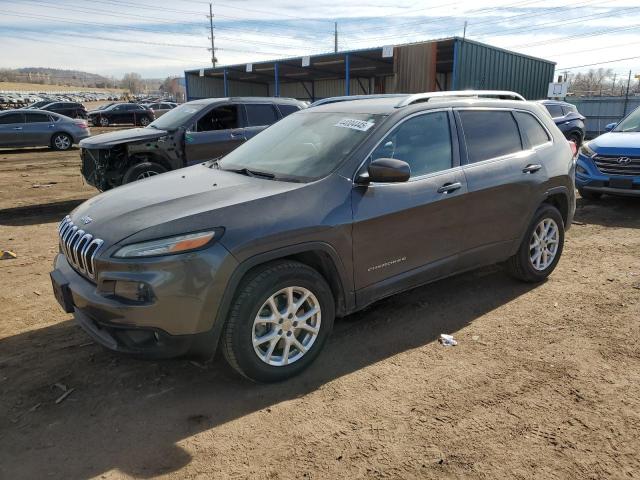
576,164 -> 588,175
114,281 -> 153,302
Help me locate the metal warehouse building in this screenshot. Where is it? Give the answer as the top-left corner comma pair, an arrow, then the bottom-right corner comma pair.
185,37 -> 555,102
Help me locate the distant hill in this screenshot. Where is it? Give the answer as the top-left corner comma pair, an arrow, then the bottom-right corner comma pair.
0,68 -> 118,88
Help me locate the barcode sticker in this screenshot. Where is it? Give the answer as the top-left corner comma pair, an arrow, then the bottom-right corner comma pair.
334,118 -> 375,131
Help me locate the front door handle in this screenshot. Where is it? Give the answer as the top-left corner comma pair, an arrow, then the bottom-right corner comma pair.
437,181 -> 462,194
13,126 -> 23,130
523,164 -> 542,174
230,129 -> 244,139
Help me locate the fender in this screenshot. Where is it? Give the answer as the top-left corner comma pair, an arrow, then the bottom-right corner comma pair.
192,241 -> 355,358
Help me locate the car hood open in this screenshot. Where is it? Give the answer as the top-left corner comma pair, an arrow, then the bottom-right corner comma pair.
69,164 -> 304,246
79,128 -> 168,148
589,132 -> 640,156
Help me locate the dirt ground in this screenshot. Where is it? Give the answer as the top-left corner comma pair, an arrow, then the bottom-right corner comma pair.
0,138 -> 639,479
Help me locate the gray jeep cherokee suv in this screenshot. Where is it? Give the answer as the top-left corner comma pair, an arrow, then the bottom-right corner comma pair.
51,91 -> 576,382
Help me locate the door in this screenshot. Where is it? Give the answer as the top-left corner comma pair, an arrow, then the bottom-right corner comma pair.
243,103 -> 280,140
184,104 -> 244,163
23,112 -> 55,146
352,110 -> 468,294
0,112 -> 26,147
455,109 -> 545,265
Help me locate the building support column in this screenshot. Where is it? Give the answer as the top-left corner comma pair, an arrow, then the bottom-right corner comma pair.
274,63 -> 280,97
345,54 -> 350,96
223,69 -> 229,97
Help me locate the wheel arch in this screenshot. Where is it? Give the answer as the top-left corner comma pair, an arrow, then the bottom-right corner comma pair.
542,187 -> 570,227
193,243 -> 354,359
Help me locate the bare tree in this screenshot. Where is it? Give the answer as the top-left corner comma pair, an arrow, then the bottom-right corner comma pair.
121,72 -> 143,94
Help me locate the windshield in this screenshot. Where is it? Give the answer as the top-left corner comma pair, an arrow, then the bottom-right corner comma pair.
218,112 -> 383,181
148,102 -> 206,130
614,107 -> 640,132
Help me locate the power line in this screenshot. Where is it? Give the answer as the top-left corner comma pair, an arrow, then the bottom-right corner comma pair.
556,56 -> 640,70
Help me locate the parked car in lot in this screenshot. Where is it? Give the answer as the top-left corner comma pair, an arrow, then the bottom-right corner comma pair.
40,101 -> 88,119
0,109 -> 90,150
142,101 -> 177,117
575,105 -> 640,199
87,103 -> 154,127
79,97 -> 306,190
51,91 -> 575,382
537,100 -> 585,146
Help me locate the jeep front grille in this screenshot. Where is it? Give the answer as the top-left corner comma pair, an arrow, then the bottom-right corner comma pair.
593,155 -> 640,176
58,215 -> 104,280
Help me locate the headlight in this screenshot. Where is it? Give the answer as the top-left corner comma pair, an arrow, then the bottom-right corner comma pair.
580,142 -> 596,158
113,231 -> 217,258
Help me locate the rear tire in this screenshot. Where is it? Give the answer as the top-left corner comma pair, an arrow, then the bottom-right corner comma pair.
222,260 -> 335,383
139,116 -> 151,127
50,133 -> 73,151
578,188 -> 602,200
121,161 -> 167,184
506,204 -> 564,283
99,117 -> 109,127
568,132 -> 582,147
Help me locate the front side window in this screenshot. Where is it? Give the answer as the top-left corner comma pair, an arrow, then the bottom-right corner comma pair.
245,104 -> 279,127
371,111 -> 452,178
0,113 -> 24,124
514,111 -> 550,147
196,105 -> 239,132
459,110 -> 522,163
219,112 -> 382,181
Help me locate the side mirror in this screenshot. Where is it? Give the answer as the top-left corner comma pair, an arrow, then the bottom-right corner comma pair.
357,158 -> 410,184
605,122 -> 617,132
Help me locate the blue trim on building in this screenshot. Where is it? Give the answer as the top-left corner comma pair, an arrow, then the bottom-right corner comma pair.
345,54 -> 350,96
274,62 -> 280,97
452,39 -> 459,90
184,72 -> 190,101
223,69 -> 228,96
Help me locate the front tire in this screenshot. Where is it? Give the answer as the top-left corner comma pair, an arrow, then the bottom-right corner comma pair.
139,116 -> 151,127
99,117 -> 109,127
222,261 -> 335,383
506,204 -> 565,283
121,161 -> 167,184
50,133 -> 73,151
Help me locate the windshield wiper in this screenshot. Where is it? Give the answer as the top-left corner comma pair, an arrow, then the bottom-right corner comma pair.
222,167 -> 276,179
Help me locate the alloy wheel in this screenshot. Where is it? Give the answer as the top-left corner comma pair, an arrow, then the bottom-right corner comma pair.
54,135 -> 71,150
252,286 -> 321,366
529,218 -> 559,271
135,171 -> 159,180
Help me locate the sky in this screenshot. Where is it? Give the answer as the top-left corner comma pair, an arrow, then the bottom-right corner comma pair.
1,0 -> 640,80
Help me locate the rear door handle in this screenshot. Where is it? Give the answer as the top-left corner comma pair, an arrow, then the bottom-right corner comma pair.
13,127 -> 23,130
437,181 -> 462,194
522,164 -> 542,174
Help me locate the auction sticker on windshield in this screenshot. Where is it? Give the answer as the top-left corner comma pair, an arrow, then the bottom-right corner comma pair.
334,118 -> 375,132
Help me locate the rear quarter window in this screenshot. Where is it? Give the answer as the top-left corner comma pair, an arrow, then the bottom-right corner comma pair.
514,111 -> 550,148
277,104 -> 301,117
458,110 -> 522,163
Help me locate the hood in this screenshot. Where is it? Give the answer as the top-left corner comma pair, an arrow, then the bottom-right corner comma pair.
588,132 -> 640,156
79,127 -> 168,148
69,164 -> 304,246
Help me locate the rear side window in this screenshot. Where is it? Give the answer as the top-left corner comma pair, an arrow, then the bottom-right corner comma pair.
372,111 -> 452,178
544,104 -> 564,118
0,113 -> 24,124
245,104 -> 279,127
459,110 -> 522,163
515,112 -> 550,147
278,104 -> 301,117
25,113 -> 51,123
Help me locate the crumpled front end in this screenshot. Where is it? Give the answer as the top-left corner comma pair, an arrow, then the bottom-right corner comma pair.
81,145 -> 128,191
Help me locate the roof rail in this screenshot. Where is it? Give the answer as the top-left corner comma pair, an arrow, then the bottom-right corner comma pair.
310,94 -> 408,107
395,90 -> 525,108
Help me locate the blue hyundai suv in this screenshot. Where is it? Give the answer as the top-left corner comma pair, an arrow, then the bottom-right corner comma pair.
576,106 -> 640,199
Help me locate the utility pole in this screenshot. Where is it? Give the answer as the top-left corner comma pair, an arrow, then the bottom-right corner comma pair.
334,22 -> 338,53
623,70 -> 631,116
463,20 -> 468,40
208,3 -> 216,68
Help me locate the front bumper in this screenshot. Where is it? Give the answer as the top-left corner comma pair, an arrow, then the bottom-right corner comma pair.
51,244 -> 237,358
575,153 -> 640,196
